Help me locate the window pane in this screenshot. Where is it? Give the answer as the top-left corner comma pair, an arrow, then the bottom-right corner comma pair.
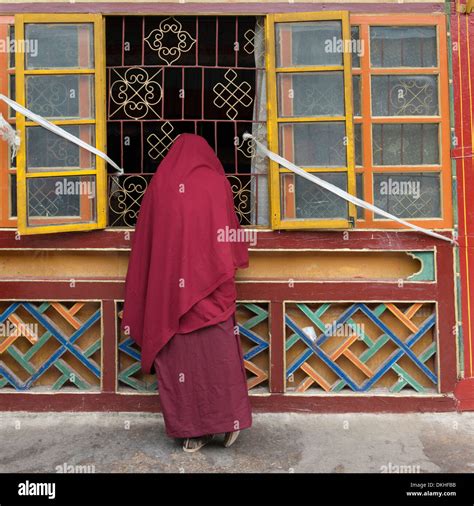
354,123 -> 362,167
26,125 -> 95,172
372,123 -> 439,165
370,26 -> 437,68
279,122 -> 347,167
351,26 -> 361,68
8,75 -> 15,119
276,21 -> 343,67
10,174 -> 17,218
373,172 -> 441,219
26,74 -> 95,120
25,23 -> 94,69
281,172 -> 348,220
27,176 -> 97,226
356,173 -> 364,219
278,72 -> 344,117
8,25 -> 15,68
371,75 -> 438,116
353,75 -> 361,116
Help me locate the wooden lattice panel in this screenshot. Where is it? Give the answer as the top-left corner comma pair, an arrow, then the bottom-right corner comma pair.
117,302 -> 269,393
285,302 -> 437,393
236,303 -> 269,391
117,303 -> 157,392
0,301 -> 101,391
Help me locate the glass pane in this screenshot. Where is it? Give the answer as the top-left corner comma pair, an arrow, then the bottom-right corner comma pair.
371,75 -> 438,116
278,72 -> 344,117
280,172 -> 348,220
10,174 -> 17,218
372,123 -> 439,165
8,75 -> 15,119
354,123 -> 362,167
351,26 -> 361,68
26,74 -> 95,120
373,172 -> 441,219
370,26 -> 437,68
279,122 -> 347,167
276,21 -> 343,67
27,176 -> 97,227
25,23 -> 94,70
8,25 -> 15,68
26,125 -> 95,172
353,75 -> 361,116
356,173 -> 364,219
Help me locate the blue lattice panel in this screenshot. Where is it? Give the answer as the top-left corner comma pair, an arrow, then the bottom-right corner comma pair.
0,302 -> 101,391
116,302 -> 269,392
285,302 -> 437,393
236,303 -> 269,391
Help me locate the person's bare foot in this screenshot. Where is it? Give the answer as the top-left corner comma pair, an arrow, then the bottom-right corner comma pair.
223,430 -> 240,448
182,435 -> 214,453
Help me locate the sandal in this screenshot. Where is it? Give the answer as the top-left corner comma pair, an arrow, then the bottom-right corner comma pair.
182,434 -> 214,453
223,430 -> 240,448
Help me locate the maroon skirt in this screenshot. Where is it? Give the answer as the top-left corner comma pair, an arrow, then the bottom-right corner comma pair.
153,315 -> 252,438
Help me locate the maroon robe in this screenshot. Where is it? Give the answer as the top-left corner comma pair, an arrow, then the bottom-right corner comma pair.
122,133 -> 252,437
154,314 -> 252,438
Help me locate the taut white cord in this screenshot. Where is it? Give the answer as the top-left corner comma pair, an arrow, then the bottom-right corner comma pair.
0,93 -> 123,174
243,133 -> 456,245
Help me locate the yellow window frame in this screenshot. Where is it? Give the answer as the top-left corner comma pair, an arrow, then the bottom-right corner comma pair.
14,13 -> 106,235
266,11 -> 356,230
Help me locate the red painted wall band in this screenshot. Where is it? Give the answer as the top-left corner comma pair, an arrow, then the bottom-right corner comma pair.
0,3 -> 447,15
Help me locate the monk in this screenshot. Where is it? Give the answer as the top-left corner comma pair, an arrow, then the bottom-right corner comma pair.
122,133 -> 252,452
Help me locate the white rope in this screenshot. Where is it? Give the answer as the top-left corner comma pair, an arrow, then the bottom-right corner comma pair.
0,93 -> 123,174
0,113 -> 20,162
243,133 -> 455,245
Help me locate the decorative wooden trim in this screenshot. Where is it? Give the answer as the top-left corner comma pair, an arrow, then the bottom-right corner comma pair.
102,300 -> 117,393
0,279 -> 443,301
454,378 -> 474,410
0,228 -> 454,250
0,392 -> 456,413
238,283 -> 440,301
0,281 -> 125,299
435,243 -> 457,393
249,394 -> 457,413
269,301 -> 284,393
0,4 -> 448,16
451,9 -> 474,382
0,233 -> 457,408
407,251 -> 435,281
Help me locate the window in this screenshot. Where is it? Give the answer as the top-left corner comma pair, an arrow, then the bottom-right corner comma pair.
351,14 -> 451,229
105,15 -> 266,227
5,12 -> 451,234
0,17 -> 15,227
14,14 -> 106,235
266,12 -> 356,229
